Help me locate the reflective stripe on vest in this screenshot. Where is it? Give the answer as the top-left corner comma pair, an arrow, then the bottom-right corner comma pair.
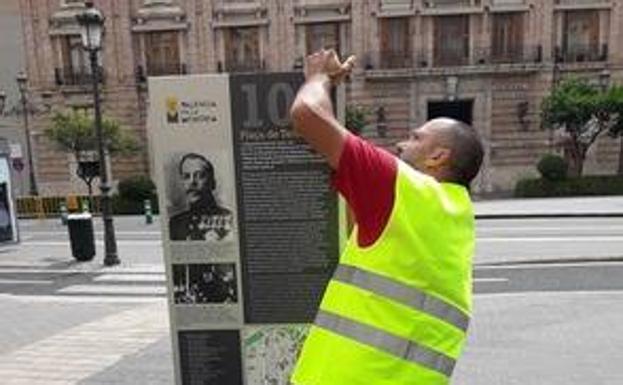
332,264 -> 470,332
315,310 -> 456,377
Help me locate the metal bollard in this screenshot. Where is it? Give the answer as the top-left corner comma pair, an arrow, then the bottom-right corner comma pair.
144,199 -> 153,225
81,199 -> 90,213
60,202 -> 68,226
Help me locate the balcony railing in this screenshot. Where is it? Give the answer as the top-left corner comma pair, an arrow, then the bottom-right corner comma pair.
55,66 -> 104,86
423,0 -> 473,7
221,58 -> 265,73
433,50 -> 470,67
135,63 -> 187,83
378,52 -> 414,69
491,0 -> 527,5
474,45 -> 543,64
364,45 -> 543,70
145,62 -> 186,77
554,0 -> 610,8
555,44 -> 607,63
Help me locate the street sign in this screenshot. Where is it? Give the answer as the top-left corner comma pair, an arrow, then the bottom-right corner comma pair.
77,160 -> 100,179
9,143 -> 22,159
12,158 -> 24,172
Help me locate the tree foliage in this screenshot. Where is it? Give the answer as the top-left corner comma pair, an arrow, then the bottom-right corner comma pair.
541,79 -> 623,176
46,110 -> 140,160
45,110 -> 140,203
345,104 -> 370,136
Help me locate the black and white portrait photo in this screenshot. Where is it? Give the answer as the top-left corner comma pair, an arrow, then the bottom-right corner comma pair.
167,152 -> 234,242
173,263 -> 238,304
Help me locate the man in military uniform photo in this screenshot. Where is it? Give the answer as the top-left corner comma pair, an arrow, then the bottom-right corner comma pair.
169,153 -> 233,241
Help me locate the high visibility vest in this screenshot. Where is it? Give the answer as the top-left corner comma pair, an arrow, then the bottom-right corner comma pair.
291,161 -> 475,385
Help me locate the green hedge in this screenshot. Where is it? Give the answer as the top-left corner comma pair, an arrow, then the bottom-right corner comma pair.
537,154 -> 568,182
111,175 -> 159,215
111,195 -> 159,215
514,175 -> 623,198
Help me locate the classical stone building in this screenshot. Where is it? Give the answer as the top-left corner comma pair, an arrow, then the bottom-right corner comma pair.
19,0 -> 623,195
0,0 -> 32,196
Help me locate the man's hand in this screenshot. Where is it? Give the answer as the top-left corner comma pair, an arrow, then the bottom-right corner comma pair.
304,49 -> 356,86
291,49 -> 356,169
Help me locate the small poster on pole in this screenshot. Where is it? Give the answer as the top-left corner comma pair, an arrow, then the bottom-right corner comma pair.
0,153 -> 18,244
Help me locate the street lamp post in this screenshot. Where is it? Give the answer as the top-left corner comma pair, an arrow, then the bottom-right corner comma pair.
599,69 -> 610,93
16,72 -> 39,196
77,2 -> 119,266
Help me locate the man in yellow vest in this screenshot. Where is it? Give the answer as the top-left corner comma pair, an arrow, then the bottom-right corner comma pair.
289,49 -> 484,385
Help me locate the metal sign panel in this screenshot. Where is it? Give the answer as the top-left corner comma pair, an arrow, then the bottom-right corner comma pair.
148,73 -> 340,385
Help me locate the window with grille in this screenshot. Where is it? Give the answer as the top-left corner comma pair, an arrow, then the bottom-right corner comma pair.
434,15 -> 469,66
492,13 -> 524,63
224,27 -> 262,72
379,17 -> 411,68
144,31 -> 181,76
306,23 -> 340,56
563,10 -> 600,62
59,35 -> 92,85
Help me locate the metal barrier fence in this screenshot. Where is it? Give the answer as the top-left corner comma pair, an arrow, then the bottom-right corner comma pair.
17,196 -> 102,218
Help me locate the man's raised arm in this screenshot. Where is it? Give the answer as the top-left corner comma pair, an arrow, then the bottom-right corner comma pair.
289,50 -> 355,169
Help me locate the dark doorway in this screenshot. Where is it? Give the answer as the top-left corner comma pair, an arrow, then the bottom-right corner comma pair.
427,100 -> 473,125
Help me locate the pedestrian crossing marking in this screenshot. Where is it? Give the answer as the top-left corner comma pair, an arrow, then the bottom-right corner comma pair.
93,273 -> 165,282
0,279 -> 53,285
58,284 -> 167,295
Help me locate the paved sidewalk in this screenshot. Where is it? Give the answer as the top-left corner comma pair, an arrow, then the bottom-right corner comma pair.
1,196 -> 621,384
0,217 -> 173,385
0,301 -> 169,385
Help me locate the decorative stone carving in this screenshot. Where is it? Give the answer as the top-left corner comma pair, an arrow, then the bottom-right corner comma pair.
132,0 -> 187,32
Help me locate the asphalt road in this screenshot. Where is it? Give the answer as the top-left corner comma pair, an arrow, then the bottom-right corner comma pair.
15,216 -> 623,264
476,217 -> 623,264
459,261 -> 623,385
1,215 -> 623,384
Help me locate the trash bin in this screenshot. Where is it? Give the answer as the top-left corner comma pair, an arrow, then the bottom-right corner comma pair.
67,212 -> 95,261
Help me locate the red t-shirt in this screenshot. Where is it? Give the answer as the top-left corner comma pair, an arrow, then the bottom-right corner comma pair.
332,134 -> 398,247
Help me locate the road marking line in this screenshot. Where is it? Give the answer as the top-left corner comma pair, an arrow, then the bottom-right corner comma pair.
476,261 -> 623,270
477,226 -> 623,232
0,293 -> 165,303
93,273 -> 166,282
473,278 -> 508,283
475,290 -> 623,298
0,268 -> 165,274
22,239 -> 162,247
479,236 -> 623,242
0,279 -> 54,284
58,284 -> 166,295
0,301 -> 168,383
21,231 -> 162,236
0,261 -> 62,268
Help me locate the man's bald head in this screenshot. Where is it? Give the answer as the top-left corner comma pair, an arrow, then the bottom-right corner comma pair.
397,118 -> 484,188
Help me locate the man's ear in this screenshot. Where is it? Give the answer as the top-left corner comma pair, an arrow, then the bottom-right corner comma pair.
424,147 -> 451,168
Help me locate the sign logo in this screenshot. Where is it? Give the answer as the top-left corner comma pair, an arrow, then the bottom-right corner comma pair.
165,96 -> 218,125
166,96 -> 180,123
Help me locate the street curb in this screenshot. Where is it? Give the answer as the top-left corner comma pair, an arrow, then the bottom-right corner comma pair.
476,213 -> 623,219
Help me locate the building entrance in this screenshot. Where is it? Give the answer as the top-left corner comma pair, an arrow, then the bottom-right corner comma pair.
427,100 -> 473,125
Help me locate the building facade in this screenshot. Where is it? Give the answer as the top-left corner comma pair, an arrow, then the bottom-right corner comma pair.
19,0 -> 623,195
0,0 -> 32,197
